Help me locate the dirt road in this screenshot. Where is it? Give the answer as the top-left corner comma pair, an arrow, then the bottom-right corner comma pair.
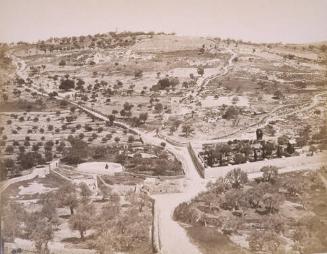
10,49 -> 325,254
180,47 -> 237,104
11,53 -> 208,254
318,172 -> 327,188
210,89 -> 327,142
152,145 -> 207,254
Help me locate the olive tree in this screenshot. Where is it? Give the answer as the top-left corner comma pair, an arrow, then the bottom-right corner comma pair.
260,166 -> 278,184
69,204 -> 95,240
225,168 -> 248,189
56,183 -> 79,215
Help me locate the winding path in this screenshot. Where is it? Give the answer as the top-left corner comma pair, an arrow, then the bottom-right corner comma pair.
180,48 -> 237,103
0,160 -> 59,193
210,90 -> 327,141
10,52 -> 209,254
9,46 -> 325,254
318,172 -> 327,189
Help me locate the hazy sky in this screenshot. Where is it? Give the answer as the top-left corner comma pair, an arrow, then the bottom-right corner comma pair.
1,0 -> 327,43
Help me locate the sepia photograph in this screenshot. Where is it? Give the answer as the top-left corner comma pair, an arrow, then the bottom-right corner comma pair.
0,0 -> 326,253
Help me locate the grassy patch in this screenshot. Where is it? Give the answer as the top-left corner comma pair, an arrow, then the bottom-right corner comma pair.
185,226 -> 249,254
1,177 -> 36,200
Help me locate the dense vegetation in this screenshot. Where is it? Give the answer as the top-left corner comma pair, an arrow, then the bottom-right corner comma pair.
200,126 -> 326,167
174,167 -> 327,253
1,179 -> 153,254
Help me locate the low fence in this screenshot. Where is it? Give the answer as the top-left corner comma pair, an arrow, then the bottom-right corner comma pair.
99,176 -> 161,253
67,102 -> 139,135
3,246 -> 36,254
0,174 -> 36,194
157,133 -> 186,147
187,142 -> 205,178
205,152 -> 327,178
151,198 -> 161,253
0,160 -> 59,194
25,86 -> 140,137
3,244 -> 96,254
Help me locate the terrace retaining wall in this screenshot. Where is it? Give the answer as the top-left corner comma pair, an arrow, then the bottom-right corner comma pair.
127,172 -> 185,180
49,168 -> 73,182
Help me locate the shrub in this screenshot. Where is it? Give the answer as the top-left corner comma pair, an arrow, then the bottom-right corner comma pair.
151,77 -> 180,91
5,145 -> 14,154
134,69 -> 143,78
59,79 -> 75,91
18,152 -> 44,169
197,67 -> 204,76
84,125 -> 92,132
59,59 -> 66,66
45,151 -> 53,161
128,135 -> 135,143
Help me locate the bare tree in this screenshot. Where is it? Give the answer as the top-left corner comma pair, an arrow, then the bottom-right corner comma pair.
79,182 -> 92,201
